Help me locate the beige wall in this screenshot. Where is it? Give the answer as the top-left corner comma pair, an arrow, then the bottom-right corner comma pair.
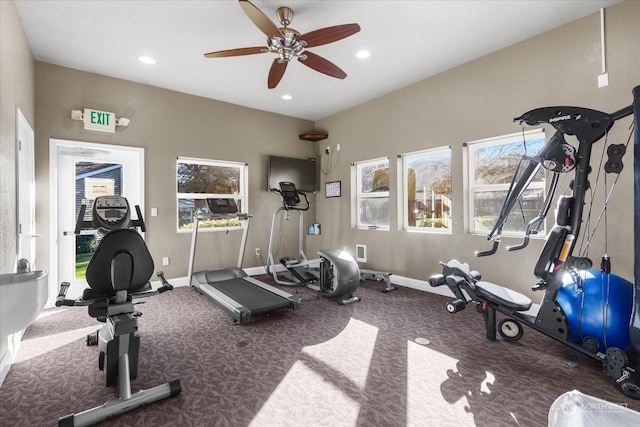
0,0 -> 36,375
0,0 -> 36,274
6,0 -> 640,302
314,1 -> 640,300
34,63 -> 316,281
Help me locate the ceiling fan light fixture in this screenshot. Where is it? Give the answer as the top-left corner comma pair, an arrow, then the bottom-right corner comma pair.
355,50 -> 371,59
281,94 -> 293,100
204,0 -> 361,89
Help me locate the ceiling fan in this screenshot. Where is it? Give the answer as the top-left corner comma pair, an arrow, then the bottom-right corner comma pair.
204,0 -> 361,89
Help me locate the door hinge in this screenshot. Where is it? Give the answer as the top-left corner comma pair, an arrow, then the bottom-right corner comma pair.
18,140 -> 22,151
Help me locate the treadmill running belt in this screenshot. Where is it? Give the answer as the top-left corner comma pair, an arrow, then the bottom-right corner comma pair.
208,278 -> 293,314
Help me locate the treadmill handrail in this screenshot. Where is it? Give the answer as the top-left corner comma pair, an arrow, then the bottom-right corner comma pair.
187,212 -> 252,283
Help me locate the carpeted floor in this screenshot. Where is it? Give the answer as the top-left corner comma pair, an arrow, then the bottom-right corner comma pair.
1,276 -> 639,426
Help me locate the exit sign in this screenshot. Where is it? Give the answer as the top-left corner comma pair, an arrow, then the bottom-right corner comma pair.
83,108 -> 116,133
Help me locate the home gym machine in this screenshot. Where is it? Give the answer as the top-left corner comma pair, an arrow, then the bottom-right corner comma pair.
56,195 -> 181,426
429,86 -> 640,399
267,182 -> 361,305
188,198 -> 300,324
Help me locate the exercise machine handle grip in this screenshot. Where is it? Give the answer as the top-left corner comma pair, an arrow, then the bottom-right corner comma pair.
475,240 -> 499,257
507,235 -> 530,252
133,205 -> 146,232
55,282 -> 76,307
74,205 -> 92,235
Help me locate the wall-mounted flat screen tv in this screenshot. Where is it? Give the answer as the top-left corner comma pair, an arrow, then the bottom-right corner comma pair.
268,156 -> 317,193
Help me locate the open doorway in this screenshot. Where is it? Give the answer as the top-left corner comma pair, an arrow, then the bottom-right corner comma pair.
49,139 -> 144,304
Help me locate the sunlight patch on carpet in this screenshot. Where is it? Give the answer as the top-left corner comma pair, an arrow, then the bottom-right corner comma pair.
302,317 -> 379,389
14,326 -> 98,363
248,360 -> 360,426
406,340 -> 476,425
249,318 -> 378,426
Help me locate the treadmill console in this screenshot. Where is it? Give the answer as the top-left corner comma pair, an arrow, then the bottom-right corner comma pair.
206,198 -> 238,214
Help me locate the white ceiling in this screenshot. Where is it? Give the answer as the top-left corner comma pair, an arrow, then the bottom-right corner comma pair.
15,0 -> 619,121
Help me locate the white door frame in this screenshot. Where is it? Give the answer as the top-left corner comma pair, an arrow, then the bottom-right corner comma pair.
49,139 -> 145,305
16,108 -> 37,270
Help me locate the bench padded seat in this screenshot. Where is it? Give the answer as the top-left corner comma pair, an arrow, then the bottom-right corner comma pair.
474,281 -> 532,312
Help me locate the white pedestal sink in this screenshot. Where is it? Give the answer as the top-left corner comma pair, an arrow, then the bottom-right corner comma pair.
0,270 -> 49,336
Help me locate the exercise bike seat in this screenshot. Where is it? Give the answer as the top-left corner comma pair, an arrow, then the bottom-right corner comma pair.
474,281 -> 532,312
85,228 -> 155,297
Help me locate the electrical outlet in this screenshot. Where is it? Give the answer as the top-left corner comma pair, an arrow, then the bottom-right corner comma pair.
255,248 -> 260,257
162,257 -> 169,266
325,146 -> 330,155
336,144 -> 341,151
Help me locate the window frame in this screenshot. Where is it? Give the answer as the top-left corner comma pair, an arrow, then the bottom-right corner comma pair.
176,156 -> 248,233
401,146 -> 452,233
351,157 -> 390,230
465,129 -> 546,237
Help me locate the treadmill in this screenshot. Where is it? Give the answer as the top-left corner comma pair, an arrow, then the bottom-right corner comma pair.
187,198 -> 299,324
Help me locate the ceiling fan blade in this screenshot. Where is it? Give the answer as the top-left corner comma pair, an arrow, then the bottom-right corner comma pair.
239,0 -> 284,39
204,46 -> 266,58
299,23 -> 361,48
268,59 -> 288,89
298,51 -> 347,80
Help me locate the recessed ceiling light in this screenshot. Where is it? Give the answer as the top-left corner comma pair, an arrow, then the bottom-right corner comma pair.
355,50 -> 371,59
138,55 -> 156,65
281,94 -> 293,100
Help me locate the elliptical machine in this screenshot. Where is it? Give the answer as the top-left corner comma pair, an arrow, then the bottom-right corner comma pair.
56,195 -> 181,426
267,182 -> 361,305
429,91 -> 640,399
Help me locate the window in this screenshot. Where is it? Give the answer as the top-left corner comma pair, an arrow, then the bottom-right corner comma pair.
467,130 -> 546,236
176,157 -> 247,231
402,147 -> 452,232
353,157 -> 389,229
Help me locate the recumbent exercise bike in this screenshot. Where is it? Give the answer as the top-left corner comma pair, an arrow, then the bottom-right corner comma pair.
56,195 -> 181,426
